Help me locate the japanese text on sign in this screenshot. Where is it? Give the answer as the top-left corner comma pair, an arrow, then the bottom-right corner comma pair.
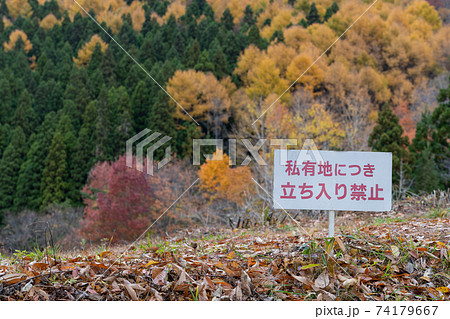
273,150 -> 392,211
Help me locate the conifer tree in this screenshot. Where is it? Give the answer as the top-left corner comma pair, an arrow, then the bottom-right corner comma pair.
0,78 -> 12,124
0,127 -> 27,215
306,3 -> 321,26
242,5 -> 256,27
109,86 -> 133,155
41,131 -> 68,208
12,90 -> 36,137
15,112 -> 57,210
72,101 -> 98,195
221,8 -> 234,31
132,81 -> 152,133
96,88 -> 116,162
369,105 -> 410,186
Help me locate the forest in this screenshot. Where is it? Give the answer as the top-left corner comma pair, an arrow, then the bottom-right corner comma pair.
0,0 -> 448,248
0,0 -> 449,302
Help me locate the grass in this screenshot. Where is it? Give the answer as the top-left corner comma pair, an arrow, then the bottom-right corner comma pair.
428,207 -> 449,218
372,216 -> 410,226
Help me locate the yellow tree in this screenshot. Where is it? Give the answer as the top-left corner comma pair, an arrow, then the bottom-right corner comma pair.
40,14 -> 59,30
291,98 -> 345,149
167,70 -> 231,136
6,0 -> 32,19
163,0 -> 186,22
245,56 -> 289,100
73,35 -> 108,67
198,151 -> 254,206
286,54 -> 323,94
406,0 -> 442,31
4,30 -> 32,53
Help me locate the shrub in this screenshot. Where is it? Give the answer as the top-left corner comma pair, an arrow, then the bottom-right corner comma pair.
0,204 -> 82,253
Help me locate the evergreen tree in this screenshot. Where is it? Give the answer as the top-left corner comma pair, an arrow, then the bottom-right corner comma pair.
306,3 -> 321,26
324,1 -> 339,22
41,131 -> 68,208
0,78 -> 12,124
109,86 -> 133,155
14,113 -> 57,211
131,81 -> 152,133
212,48 -> 228,79
221,8 -> 234,30
410,80 -> 450,191
0,0 -> 9,18
0,124 -> 9,156
184,40 -> 201,68
96,88 -> 116,162
72,101 -> 98,196
0,127 -> 27,215
242,5 -> 256,27
433,81 -> 450,185
369,105 -> 410,186
12,90 -> 36,137
87,43 -> 103,76
148,91 -> 177,160
248,25 -> 267,49
194,50 -> 214,72
100,46 -> 116,87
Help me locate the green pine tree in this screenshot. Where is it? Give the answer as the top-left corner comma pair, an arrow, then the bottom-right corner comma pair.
0,78 -> 12,124
14,112 -> 58,210
306,3 -> 321,26
0,127 -> 27,216
221,8 -> 234,30
41,132 -> 68,208
12,90 -> 36,137
148,91 -> 177,160
109,86 -> 133,155
96,87 -> 116,161
131,81 -> 152,133
242,5 -> 256,27
369,104 -> 410,186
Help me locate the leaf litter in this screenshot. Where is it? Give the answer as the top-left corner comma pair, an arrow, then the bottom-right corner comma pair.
0,202 -> 449,301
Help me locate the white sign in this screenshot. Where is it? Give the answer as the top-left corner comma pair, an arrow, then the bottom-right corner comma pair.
273,150 -> 392,212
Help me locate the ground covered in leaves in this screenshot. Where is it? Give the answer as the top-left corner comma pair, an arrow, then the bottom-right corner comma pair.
1,199 -> 449,301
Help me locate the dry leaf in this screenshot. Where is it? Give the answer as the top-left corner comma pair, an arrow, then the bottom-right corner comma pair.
315,271 -> 330,289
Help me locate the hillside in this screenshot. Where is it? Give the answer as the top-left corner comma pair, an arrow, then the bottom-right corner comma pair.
0,194 -> 449,300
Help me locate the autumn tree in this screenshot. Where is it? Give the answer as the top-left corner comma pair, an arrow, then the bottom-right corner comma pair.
4,30 -> 32,53
167,70 -> 231,137
198,151 -> 254,207
80,156 -> 155,242
73,35 -> 108,67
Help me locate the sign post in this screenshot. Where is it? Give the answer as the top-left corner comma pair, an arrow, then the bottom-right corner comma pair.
273,150 -> 392,237
328,211 -> 335,237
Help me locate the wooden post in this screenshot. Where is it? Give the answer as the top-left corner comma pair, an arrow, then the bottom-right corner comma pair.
328,210 -> 335,237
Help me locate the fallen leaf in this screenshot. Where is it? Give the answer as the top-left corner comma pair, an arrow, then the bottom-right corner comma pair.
315,271 -> 330,289
30,262 -> 48,271
437,287 -> 449,294
301,263 -> 320,270
343,278 -> 357,289
335,236 -> 347,253
0,273 -> 27,285
405,262 -> 414,274
152,267 -> 167,286
391,245 -> 400,257
123,281 -> 138,301
144,260 -> 158,267
227,251 -> 236,259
